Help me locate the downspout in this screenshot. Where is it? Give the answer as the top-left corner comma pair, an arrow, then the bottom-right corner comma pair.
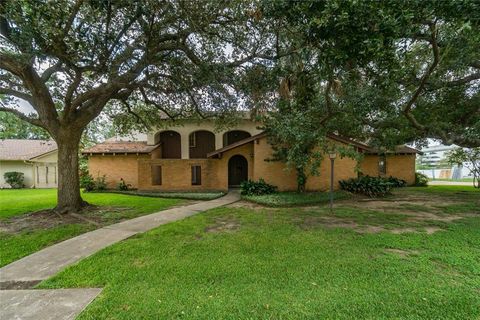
23,160 -> 36,188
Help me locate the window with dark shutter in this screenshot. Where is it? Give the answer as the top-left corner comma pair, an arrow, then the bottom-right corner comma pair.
191,165 -> 201,185
152,165 -> 162,185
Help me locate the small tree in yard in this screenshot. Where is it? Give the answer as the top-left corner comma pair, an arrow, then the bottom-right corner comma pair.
447,148 -> 480,188
0,0 -> 271,212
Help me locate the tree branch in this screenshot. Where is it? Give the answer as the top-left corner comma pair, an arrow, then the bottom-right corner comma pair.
120,99 -> 149,128
41,61 -> 63,82
402,22 -> 440,131
139,86 -> 178,120
442,73 -> 480,87
0,104 -> 45,128
0,87 -> 34,104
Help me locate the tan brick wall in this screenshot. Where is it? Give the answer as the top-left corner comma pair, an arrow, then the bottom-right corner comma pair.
252,138 -> 297,191
359,155 -> 379,177
252,137 -> 358,191
386,154 -> 416,185
137,142 -> 254,192
306,156 -> 357,191
359,154 -> 416,185
88,154 -> 150,188
88,138 -> 417,191
138,158 -> 222,191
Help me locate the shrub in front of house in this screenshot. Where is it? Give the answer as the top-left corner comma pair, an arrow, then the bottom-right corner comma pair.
80,172 -> 107,191
339,176 -> 393,197
415,172 -> 429,186
117,178 -> 131,191
240,179 -> 277,196
385,176 -> 407,188
4,172 -> 24,189
80,173 -> 96,191
94,175 -> 107,191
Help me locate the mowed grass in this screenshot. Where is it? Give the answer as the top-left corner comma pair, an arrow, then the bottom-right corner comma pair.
0,189 -> 184,267
39,186 -> 480,319
0,189 -> 183,219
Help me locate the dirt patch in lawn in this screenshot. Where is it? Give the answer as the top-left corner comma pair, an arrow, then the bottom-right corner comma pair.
298,216 -> 358,230
296,215 -> 446,234
227,200 -> 266,210
0,206 -> 129,234
384,248 -> 420,258
205,217 -> 241,234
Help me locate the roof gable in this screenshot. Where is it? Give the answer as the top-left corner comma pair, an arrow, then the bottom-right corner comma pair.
0,139 -> 57,161
82,141 -> 160,154
206,131 -> 420,158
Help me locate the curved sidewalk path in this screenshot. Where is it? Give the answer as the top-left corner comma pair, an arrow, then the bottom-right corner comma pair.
0,191 -> 240,319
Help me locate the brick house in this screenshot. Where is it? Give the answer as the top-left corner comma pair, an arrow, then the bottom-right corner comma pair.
82,120 -> 420,192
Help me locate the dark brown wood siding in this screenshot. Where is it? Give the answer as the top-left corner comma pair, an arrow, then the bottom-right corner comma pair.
159,131 -> 181,159
189,131 -> 215,159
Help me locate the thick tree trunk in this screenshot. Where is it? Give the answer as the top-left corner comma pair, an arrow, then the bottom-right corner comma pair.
55,133 -> 87,213
296,167 -> 307,193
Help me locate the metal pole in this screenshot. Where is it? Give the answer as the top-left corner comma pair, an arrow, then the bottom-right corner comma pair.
330,158 -> 334,211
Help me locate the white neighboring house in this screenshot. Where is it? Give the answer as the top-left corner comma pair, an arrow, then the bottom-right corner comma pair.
0,139 -> 58,188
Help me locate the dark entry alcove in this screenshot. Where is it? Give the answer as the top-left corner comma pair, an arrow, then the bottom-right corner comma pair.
228,155 -> 248,186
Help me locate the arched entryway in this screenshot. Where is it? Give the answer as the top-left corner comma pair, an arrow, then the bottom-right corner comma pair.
228,155 -> 248,187
156,130 -> 181,159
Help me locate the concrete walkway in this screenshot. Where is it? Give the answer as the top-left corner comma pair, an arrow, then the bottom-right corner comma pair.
428,180 -> 473,186
0,191 -> 240,319
0,289 -> 102,320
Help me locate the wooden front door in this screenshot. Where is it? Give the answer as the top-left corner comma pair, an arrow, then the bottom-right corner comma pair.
228,155 -> 248,186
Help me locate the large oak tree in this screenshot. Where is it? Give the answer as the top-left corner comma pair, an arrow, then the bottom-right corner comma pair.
250,0 -> 480,191
0,0 -> 273,212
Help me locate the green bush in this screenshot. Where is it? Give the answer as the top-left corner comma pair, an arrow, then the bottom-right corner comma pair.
385,176 -> 407,188
3,172 -> 24,189
415,172 -> 429,187
240,179 -> 277,196
339,176 -> 393,197
80,173 -> 95,191
117,178 -> 131,191
95,175 -> 107,191
81,173 -> 107,191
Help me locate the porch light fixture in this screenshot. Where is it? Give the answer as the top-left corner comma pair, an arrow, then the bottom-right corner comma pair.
329,152 -> 337,212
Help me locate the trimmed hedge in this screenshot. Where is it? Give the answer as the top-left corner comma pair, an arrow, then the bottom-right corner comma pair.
3,172 -> 24,189
240,179 -> 277,196
385,176 -> 407,188
415,172 -> 429,186
339,175 -> 396,197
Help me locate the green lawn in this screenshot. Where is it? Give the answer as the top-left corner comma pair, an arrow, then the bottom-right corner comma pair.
0,189 -> 184,220
0,189 -> 184,267
38,186 -> 480,319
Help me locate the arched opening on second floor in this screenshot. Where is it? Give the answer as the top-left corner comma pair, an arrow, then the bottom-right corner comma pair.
223,130 -> 251,147
189,130 -> 215,159
155,130 -> 181,159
